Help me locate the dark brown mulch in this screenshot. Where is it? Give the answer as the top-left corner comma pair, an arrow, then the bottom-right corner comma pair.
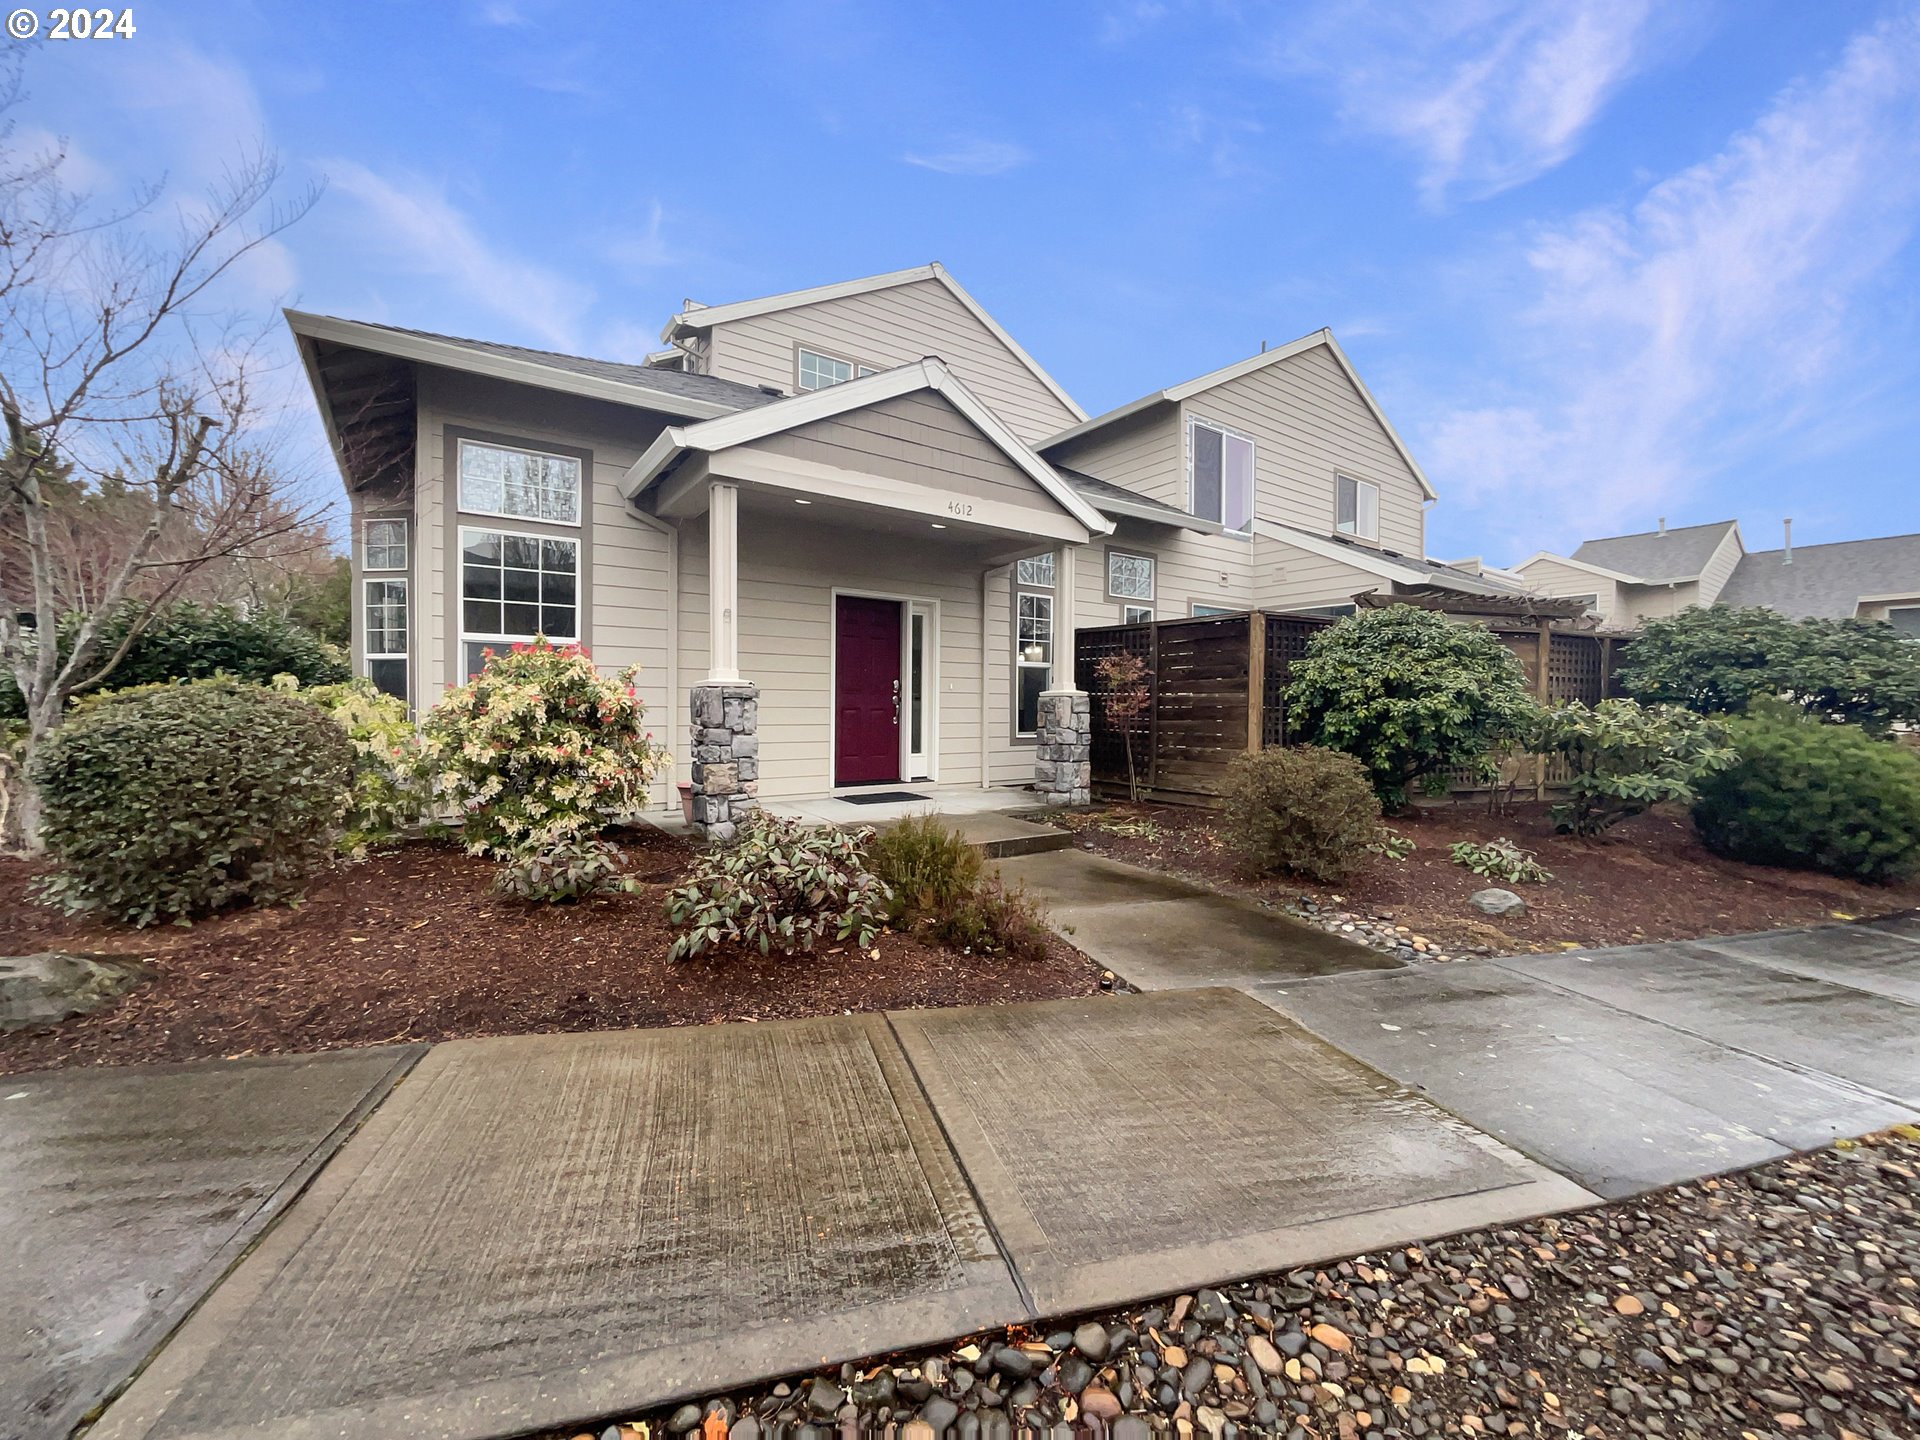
1048,800 -> 1920,955
0,827 -> 1107,1076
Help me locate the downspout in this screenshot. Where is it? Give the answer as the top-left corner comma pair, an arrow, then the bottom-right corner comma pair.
980,563 -> 995,790
626,506 -> 681,812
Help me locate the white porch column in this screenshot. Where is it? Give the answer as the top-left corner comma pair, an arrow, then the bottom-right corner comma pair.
707,479 -> 740,682
1053,542 -> 1081,691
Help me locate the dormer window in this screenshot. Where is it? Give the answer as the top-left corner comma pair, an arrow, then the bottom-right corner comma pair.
1187,418 -> 1253,532
1337,474 -> 1380,542
796,346 -> 878,392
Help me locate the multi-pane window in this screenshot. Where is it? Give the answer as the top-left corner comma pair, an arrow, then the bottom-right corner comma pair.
1188,419 -> 1254,531
363,517 -> 407,570
1890,606 -> 1920,637
1015,591 -> 1053,737
1107,549 -> 1154,602
796,347 -> 877,392
458,439 -> 581,525
1015,553 -> 1055,587
1337,475 -> 1381,541
363,578 -> 408,701
459,528 -> 579,679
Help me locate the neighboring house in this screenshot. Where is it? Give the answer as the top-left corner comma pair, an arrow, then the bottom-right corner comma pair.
290,263 -> 1512,828
1514,520 -> 1920,632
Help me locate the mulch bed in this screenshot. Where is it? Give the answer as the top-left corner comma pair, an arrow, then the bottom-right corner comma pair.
585,1126 -> 1920,1440
0,827 -> 1107,1076
1047,801 -> 1920,956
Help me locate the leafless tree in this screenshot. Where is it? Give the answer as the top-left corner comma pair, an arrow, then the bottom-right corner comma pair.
0,59 -> 327,845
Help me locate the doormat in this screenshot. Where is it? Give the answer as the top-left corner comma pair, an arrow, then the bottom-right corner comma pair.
838,791 -> 929,805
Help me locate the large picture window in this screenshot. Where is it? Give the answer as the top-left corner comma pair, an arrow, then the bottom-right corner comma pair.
459,527 -> 579,679
1188,419 -> 1253,532
363,578 -> 408,701
1015,591 -> 1054,737
1337,474 -> 1381,541
458,439 -> 581,525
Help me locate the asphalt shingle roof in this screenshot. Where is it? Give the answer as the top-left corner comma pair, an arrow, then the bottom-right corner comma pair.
1051,465 -> 1205,526
1571,521 -> 1739,581
1716,534 -> 1920,619
332,319 -> 784,414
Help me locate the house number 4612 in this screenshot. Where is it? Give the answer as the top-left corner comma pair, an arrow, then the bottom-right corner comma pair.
945,500 -> 974,518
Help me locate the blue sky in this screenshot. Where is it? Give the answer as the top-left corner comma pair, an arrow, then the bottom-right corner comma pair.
16,0 -> 1920,560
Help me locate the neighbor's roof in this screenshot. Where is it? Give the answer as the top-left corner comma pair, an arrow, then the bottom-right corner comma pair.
1570,520 -> 1740,583
1257,522 -> 1526,597
1038,329 -> 1439,502
1717,533 -> 1920,619
661,262 -> 1088,424
285,311 -> 782,421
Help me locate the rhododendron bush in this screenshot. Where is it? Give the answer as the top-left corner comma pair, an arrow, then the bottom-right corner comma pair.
421,639 -> 668,866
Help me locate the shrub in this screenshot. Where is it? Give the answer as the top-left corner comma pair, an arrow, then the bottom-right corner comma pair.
300,678 -> 429,855
866,814 -> 1052,961
494,837 -> 632,902
1691,711 -> 1920,884
665,812 -> 892,961
1220,744 -> 1385,883
1450,838 -> 1553,884
1286,605 -> 1538,809
420,638 -> 668,866
28,682 -> 353,925
0,603 -> 349,718
1618,606 -> 1920,734
1530,698 -> 1737,836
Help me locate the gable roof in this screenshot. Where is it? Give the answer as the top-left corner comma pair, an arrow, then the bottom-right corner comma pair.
1051,465 -> 1222,533
1717,533 -> 1920,618
1570,520 -> 1740,583
1256,522 -> 1525,596
1038,329 -> 1439,501
620,358 -> 1113,535
661,262 -> 1088,424
286,311 -> 780,421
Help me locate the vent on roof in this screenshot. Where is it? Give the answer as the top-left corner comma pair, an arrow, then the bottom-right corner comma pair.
758,385 -> 784,397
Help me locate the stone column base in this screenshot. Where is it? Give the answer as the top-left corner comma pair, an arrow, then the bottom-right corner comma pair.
690,682 -> 759,843
1033,688 -> 1091,806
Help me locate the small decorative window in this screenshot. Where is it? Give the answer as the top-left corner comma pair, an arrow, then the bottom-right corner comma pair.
459,528 -> 579,679
363,578 -> 408,701
1107,550 -> 1155,602
1336,475 -> 1380,541
1188,419 -> 1254,532
363,518 -> 408,571
1121,604 -> 1152,625
1191,604 -> 1237,617
1015,553 -> 1055,588
458,439 -> 581,525
796,347 -> 877,392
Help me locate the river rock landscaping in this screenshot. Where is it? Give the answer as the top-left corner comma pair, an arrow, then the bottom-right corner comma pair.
1044,804 -> 1920,960
560,1126 -> 1920,1440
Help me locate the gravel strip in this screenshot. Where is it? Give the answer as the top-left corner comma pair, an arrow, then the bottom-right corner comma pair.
558,1127 -> 1920,1440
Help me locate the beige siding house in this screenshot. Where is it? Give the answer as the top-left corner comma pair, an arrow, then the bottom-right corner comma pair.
293,265 -> 1514,834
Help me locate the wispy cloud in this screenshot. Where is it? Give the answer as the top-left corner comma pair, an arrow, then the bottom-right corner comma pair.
1421,10 -> 1920,552
324,160 -> 593,351
902,138 -> 1032,177
599,198 -> 674,274
1273,1 -> 1669,205
1100,1 -> 1169,46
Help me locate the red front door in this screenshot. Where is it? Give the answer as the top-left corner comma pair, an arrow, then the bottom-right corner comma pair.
835,595 -> 902,785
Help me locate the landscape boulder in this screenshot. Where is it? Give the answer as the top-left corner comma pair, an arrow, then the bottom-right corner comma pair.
0,952 -> 147,1031
1468,888 -> 1528,918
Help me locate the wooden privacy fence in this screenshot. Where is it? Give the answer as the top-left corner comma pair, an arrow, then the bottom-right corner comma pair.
1075,610 -> 1630,805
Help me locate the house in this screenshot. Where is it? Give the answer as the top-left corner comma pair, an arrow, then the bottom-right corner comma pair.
1513,519 -> 1920,633
290,263 -> 1511,835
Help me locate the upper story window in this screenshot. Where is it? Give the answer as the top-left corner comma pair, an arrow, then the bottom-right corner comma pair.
1015,553 -> 1055,588
1336,474 -> 1380,542
1187,418 -> 1253,532
1889,605 -> 1920,637
796,347 -> 878,392
363,517 -> 408,571
1107,549 -> 1154,602
458,438 -> 581,526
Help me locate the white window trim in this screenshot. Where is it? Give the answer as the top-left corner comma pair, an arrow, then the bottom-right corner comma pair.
455,436 -> 584,528
795,344 -> 879,393
457,525 -> 581,672
363,577 -> 409,699
362,516 -> 408,571
1014,585 -> 1055,739
1185,415 -> 1255,534
1121,604 -> 1153,625
1105,547 -> 1156,603
1336,473 -> 1381,543
1015,552 -> 1056,588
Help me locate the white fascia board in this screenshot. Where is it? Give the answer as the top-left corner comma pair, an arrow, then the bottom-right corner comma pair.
1039,392 -> 1174,451
1253,522 -> 1427,585
620,359 -> 1114,535
662,262 -> 1089,424
284,311 -> 739,422
1513,551 -> 1647,585
1858,590 -> 1920,604
1087,495 -> 1223,533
